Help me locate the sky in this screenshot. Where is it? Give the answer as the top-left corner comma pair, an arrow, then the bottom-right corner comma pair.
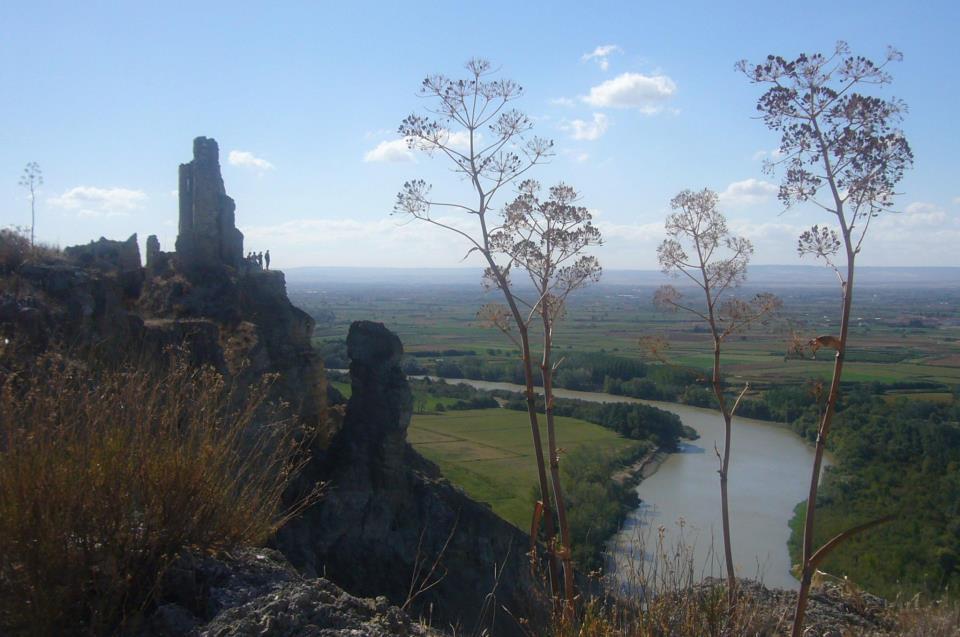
2,1 -> 958,271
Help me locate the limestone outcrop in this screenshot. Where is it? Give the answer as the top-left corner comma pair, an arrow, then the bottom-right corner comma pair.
140,548 -> 444,637
275,321 -> 547,637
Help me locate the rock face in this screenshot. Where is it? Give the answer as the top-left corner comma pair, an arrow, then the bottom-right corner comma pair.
138,137 -> 324,424
175,137 -> 244,270
275,321 -> 547,636
2,137 -> 325,428
1,139 -> 548,635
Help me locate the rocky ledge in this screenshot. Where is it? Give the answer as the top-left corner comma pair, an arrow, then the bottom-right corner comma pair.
143,548 -> 442,637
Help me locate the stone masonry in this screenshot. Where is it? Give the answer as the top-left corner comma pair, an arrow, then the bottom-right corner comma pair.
175,137 -> 244,269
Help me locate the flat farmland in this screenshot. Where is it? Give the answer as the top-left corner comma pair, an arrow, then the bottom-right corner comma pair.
408,409 -> 640,528
296,275 -> 960,395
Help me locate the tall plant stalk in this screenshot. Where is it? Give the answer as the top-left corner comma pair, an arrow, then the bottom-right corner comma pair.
18,162 -> 43,248
488,180 -> 602,617
655,188 -> 780,598
738,43 -> 912,635
394,58 -> 563,600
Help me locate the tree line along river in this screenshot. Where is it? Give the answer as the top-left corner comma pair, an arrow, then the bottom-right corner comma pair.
431,377 -> 825,591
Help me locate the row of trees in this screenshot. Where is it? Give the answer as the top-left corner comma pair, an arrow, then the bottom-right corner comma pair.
393,43 -> 912,636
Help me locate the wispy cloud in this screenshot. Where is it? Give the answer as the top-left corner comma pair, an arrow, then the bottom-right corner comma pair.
437,130 -> 473,152
550,97 -> 576,108
894,202 -> 948,226
718,178 -> 778,206
228,150 -> 275,171
562,113 -> 609,141
581,44 -> 623,71
596,219 -> 664,242
581,72 -> 676,113
365,129 -> 475,162
241,214 -> 482,267
49,186 -> 147,218
363,138 -> 415,163
752,148 -> 784,162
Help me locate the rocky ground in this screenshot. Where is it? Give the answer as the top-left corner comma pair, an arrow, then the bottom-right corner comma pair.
715,578 -> 895,636
141,548 -> 443,637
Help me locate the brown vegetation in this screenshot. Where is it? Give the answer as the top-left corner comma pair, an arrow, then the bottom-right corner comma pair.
739,41 -> 914,636
654,188 -> 781,598
394,58 -> 567,609
0,353 -> 319,635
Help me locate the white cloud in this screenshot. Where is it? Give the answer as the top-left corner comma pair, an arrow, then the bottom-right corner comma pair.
550,97 -> 576,107
363,138 -> 415,163
581,44 -> 623,71
595,220 -> 664,242
437,130 -> 472,152
752,148 -> 784,162
228,150 -> 274,171
563,113 -> 609,141
366,130 -> 475,162
718,179 -> 778,206
49,186 -> 147,218
581,72 -> 676,113
952,196 -> 960,205
884,202 -> 948,227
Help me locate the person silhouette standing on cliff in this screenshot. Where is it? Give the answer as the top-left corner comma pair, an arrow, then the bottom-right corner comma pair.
257,252 -> 263,268
265,250 -> 270,270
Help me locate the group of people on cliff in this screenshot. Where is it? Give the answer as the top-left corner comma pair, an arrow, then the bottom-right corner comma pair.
245,250 -> 270,270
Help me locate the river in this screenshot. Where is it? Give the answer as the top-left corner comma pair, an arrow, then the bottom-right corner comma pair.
426,377 -> 823,591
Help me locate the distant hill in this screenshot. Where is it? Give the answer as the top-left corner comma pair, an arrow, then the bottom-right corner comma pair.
284,265 -> 960,290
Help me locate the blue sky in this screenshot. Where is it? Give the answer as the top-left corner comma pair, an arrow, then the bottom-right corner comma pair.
2,1 -> 958,269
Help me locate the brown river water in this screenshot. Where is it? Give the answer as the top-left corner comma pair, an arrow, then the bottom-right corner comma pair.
426,377 -> 825,591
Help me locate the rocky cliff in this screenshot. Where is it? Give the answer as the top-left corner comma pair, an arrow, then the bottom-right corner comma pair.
0,137 -> 546,635
277,321 -> 546,635
1,139 -> 322,429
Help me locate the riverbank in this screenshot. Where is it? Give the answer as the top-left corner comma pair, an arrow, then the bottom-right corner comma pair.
612,447 -> 668,485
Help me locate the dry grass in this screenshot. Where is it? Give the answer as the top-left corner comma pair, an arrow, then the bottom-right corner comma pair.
548,525 -> 777,637
540,522 -> 960,637
0,226 -> 61,274
0,352 -> 319,636
889,594 -> 960,636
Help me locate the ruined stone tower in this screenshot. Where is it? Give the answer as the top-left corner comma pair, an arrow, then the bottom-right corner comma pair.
175,137 -> 244,268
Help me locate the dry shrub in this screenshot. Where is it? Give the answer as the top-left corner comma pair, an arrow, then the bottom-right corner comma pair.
890,595 -> 960,636
0,226 -> 60,274
0,227 -> 32,273
547,524 -> 777,637
547,522 -> 960,636
0,353 -> 319,635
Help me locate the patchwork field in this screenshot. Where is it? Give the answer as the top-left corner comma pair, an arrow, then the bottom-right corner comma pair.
408,409 -> 640,528
300,279 -> 960,392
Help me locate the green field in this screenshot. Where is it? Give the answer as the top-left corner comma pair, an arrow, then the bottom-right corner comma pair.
408,408 -> 640,528
300,282 -> 960,391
